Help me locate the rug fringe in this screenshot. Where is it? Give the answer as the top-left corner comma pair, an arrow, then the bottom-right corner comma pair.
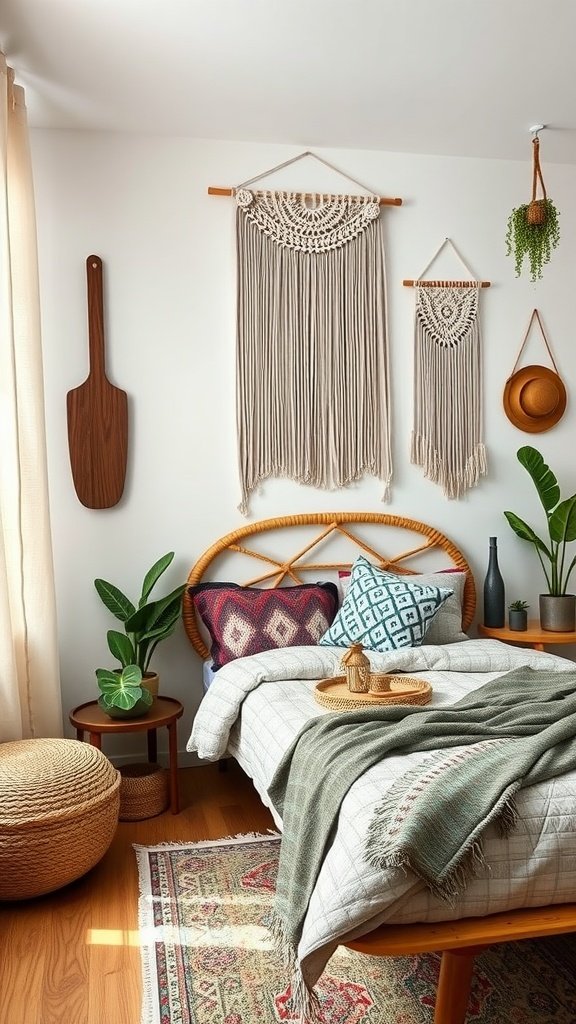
133,830 -> 281,856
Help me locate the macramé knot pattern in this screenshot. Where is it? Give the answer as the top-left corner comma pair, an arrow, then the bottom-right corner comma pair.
416,286 -> 479,348
236,189 -> 381,252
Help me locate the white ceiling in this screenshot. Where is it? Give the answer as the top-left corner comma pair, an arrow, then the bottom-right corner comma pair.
3,0 -> 576,165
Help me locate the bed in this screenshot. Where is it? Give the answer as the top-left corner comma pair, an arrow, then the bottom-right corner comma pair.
183,512 -> 576,1024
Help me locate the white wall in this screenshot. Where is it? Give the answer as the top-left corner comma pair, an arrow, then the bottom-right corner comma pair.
29,132 -> 576,761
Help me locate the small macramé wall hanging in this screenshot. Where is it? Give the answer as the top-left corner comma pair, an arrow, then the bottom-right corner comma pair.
404,238 -> 491,499
208,152 -> 402,515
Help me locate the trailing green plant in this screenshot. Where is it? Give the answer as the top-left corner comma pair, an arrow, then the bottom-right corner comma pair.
96,664 -> 153,714
509,599 -> 529,611
505,198 -> 560,282
504,446 -> 576,596
94,552 -> 186,673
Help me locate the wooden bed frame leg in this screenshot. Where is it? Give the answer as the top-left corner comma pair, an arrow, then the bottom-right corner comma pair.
434,946 -> 486,1024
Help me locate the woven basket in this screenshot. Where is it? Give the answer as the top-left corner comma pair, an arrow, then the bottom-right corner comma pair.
119,763 -> 169,821
0,738 -> 120,900
315,675 -> 432,711
527,199 -> 547,225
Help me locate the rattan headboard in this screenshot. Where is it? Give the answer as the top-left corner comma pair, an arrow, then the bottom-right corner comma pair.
183,513 -> 476,660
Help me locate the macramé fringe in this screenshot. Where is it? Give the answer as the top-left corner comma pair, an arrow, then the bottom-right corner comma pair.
411,432 -> 487,500
239,467 -> 392,517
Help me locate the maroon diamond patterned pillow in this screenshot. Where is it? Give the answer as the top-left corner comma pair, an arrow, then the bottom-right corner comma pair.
188,582 -> 339,670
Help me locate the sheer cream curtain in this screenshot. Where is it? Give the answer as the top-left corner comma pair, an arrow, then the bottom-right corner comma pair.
0,54 -> 62,740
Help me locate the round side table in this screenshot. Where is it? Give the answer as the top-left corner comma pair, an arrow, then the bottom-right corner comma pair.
69,696 -> 184,814
478,620 -> 576,652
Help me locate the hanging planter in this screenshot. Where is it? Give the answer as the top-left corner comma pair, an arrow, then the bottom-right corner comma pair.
505,134 -> 560,282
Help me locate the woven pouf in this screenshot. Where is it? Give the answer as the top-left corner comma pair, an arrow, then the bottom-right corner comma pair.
119,763 -> 169,821
0,738 -> 120,901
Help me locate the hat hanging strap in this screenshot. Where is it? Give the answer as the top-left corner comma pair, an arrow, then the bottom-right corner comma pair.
510,308 -> 560,375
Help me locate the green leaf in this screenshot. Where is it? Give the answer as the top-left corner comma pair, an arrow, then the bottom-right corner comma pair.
106,630 -> 135,667
94,579 -> 136,621
136,595 -> 184,642
549,495 -> 576,544
95,668 -> 118,688
517,447 -> 560,514
563,552 -> 576,592
126,585 -> 185,635
99,692 -> 117,709
122,664 -> 143,686
139,553 -> 175,607
110,687 -> 142,710
96,664 -> 142,697
503,511 -> 551,558
140,616 -> 179,644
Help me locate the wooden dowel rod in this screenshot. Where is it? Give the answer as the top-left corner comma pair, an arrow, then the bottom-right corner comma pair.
208,186 -> 402,207
403,279 -> 491,288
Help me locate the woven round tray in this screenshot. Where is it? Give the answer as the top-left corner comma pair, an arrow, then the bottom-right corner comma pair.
314,675 -> 432,711
119,762 -> 169,821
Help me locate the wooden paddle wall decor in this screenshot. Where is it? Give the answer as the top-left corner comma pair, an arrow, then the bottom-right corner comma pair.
67,255 -> 128,508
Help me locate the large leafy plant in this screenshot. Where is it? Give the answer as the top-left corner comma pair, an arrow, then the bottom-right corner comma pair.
504,447 -> 576,596
94,552 -> 186,673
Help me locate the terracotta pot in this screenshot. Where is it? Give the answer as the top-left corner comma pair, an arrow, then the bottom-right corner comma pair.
539,594 -> 576,632
527,199 -> 547,225
141,671 -> 159,701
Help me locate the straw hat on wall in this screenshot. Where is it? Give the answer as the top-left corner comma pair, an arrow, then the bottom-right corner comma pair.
503,364 -> 566,433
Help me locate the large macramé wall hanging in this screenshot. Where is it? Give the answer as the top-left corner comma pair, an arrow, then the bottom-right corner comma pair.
209,152 -> 403,515
404,239 -> 491,499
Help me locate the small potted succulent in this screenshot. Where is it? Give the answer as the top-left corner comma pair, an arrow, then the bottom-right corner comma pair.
94,552 -> 185,718
508,600 -> 529,632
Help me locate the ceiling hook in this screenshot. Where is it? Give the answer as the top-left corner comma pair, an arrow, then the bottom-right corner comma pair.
529,123 -> 545,140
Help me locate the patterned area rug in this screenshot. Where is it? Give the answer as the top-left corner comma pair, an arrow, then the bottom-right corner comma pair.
135,834 -> 576,1024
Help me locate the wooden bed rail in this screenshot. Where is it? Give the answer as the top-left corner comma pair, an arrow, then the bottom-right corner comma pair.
345,902 -> 576,1024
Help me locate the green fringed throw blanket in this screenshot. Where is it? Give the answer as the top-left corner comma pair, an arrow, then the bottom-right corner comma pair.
267,667 -> 576,1021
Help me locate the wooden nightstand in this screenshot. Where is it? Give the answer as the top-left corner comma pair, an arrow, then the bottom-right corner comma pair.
478,620 -> 576,652
69,696 -> 184,813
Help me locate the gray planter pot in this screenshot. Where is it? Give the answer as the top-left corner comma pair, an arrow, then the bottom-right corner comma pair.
539,594 -> 576,632
508,609 -> 528,631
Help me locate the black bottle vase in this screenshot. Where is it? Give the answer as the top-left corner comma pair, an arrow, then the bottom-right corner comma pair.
483,536 -> 505,627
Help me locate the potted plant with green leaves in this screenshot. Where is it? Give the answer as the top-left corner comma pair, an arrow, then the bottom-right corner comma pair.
96,664 -> 153,719
505,135 -> 560,282
94,552 -> 186,718
508,600 -> 529,632
503,447 -> 576,632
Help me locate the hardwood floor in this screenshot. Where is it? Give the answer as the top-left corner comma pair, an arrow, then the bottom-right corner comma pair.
0,763 -> 275,1024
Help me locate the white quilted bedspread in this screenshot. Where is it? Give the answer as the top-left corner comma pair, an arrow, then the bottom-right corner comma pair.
187,639 -> 576,979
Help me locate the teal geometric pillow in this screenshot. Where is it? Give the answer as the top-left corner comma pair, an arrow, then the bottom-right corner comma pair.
319,555 -> 454,652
